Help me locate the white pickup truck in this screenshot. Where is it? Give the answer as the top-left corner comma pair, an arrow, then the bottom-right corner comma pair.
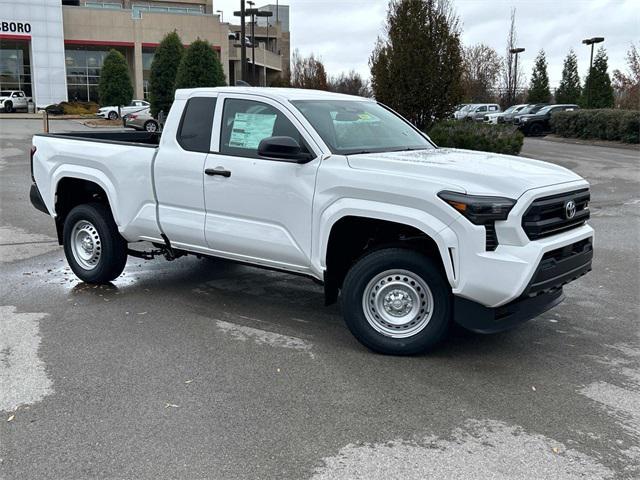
1,90 -> 30,113
30,87 -> 594,354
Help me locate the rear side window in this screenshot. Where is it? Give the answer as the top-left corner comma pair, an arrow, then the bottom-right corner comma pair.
177,97 -> 217,153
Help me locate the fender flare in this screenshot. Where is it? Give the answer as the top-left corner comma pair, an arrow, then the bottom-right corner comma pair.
50,166 -> 121,227
313,198 -> 460,287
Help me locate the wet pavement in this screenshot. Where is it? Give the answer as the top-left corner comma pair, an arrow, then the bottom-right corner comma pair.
1,120 -> 639,479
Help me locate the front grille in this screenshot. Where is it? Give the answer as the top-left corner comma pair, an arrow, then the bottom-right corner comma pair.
522,188 -> 590,240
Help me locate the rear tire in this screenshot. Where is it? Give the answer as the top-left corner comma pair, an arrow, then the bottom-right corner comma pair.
63,203 -> 128,283
528,122 -> 543,136
144,120 -> 158,132
341,248 -> 451,355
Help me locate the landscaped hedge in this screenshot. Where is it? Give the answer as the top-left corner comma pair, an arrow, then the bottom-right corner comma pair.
44,101 -> 100,115
551,109 -> 640,144
427,120 -> 524,155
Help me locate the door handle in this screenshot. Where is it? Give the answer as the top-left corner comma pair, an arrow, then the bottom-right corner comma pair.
205,167 -> 231,178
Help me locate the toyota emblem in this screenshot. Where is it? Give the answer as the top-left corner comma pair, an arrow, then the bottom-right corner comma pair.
565,200 -> 577,219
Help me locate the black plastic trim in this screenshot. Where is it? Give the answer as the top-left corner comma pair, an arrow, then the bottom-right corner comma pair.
454,288 -> 564,334
523,238 -> 593,297
29,183 -> 48,214
33,131 -> 160,148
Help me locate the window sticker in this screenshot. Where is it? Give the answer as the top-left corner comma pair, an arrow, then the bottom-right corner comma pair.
229,112 -> 277,149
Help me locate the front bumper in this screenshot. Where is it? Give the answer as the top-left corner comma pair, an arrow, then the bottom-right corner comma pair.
453,237 -> 592,333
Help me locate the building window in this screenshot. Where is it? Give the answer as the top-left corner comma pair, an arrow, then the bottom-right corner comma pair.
0,39 -> 32,96
142,48 -> 155,100
65,45 -> 128,102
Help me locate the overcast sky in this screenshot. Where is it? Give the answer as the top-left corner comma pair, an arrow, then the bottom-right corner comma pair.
215,0 -> 639,88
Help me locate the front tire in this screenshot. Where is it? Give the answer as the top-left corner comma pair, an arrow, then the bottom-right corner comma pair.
341,248 -> 451,355
108,110 -> 118,120
4,101 -> 13,113
63,203 -> 128,283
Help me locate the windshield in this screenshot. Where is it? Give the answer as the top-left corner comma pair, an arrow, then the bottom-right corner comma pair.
292,100 -> 433,155
536,106 -> 553,115
503,106 -> 517,114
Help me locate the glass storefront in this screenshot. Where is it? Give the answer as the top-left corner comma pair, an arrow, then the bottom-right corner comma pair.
0,39 -> 32,96
142,47 -> 155,100
64,45 -> 128,102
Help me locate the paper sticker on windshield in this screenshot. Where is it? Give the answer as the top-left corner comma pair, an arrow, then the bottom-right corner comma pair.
229,113 -> 277,149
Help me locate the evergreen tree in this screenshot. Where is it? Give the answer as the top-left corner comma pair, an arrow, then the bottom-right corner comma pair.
555,50 -> 581,104
369,0 -> 463,130
174,39 -> 226,90
527,50 -> 551,103
98,49 -> 133,108
149,31 -> 184,117
582,47 -> 614,108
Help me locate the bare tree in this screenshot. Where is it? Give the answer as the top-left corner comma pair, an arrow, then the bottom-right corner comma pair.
462,43 -> 502,102
612,43 -> 640,109
290,49 -> 329,90
329,70 -> 372,97
500,8 -> 525,105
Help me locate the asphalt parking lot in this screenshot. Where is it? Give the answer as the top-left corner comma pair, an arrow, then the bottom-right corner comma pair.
1,119 -> 639,479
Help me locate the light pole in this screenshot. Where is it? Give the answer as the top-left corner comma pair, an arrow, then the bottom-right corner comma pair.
509,47 -> 525,104
232,0 -> 247,82
582,37 -> 605,108
215,9 -> 224,22
248,1 -> 256,84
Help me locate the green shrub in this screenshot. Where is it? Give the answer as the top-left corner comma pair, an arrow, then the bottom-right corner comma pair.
427,120 -> 524,155
551,109 -> 639,144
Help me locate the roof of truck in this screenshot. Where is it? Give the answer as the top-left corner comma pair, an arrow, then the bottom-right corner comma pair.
174,87 -> 373,102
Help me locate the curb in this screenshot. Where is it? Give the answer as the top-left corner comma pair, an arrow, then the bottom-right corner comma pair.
537,135 -> 640,152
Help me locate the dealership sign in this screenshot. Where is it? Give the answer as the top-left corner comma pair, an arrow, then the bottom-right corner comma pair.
1,21 -> 32,34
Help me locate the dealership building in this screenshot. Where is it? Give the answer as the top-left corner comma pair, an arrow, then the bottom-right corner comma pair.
0,0 -> 289,107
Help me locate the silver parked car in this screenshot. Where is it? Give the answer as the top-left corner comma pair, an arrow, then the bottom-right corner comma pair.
124,108 -> 159,132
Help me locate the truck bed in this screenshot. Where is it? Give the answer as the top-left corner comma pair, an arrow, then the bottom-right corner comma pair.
39,130 -> 160,147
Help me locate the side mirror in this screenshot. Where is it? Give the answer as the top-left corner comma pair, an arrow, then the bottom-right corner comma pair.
257,136 -> 312,163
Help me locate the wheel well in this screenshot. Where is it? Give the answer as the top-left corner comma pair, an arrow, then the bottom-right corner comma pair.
324,216 -> 445,305
54,178 -> 111,244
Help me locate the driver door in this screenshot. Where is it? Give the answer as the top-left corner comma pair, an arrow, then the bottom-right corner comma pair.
203,94 -> 322,273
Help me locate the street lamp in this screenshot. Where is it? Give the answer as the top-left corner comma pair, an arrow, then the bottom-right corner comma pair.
233,0 -> 247,82
582,37 -> 605,108
215,10 -> 224,23
509,47 -> 525,104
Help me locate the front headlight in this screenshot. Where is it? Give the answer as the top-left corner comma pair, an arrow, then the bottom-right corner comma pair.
521,117 -> 529,122
438,191 -> 516,225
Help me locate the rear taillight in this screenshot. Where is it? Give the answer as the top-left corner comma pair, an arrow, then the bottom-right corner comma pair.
129,114 -> 137,120
30,145 -> 36,182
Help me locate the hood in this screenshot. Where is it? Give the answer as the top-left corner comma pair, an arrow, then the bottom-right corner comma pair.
346,148 -> 584,199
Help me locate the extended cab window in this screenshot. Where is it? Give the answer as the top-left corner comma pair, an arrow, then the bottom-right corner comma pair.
177,97 -> 217,153
220,98 -> 308,159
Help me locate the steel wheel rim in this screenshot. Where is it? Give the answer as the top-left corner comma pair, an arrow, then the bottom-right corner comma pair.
362,269 -> 434,338
70,220 -> 102,270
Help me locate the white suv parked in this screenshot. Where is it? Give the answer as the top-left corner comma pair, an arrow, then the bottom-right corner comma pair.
0,90 -> 30,113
